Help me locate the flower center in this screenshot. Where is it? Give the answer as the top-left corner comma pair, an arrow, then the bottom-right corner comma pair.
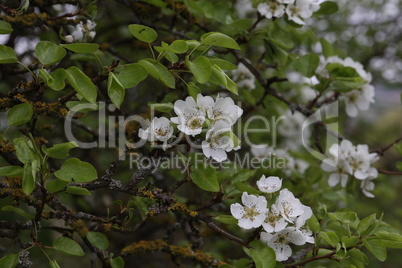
243,205 -> 260,219
276,233 -> 288,244
155,125 -> 168,136
187,117 -> 203,130
265,212 -> 281,225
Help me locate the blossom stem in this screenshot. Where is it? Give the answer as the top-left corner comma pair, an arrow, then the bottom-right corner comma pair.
372,136 -> 402,156
285,250 -> 336,268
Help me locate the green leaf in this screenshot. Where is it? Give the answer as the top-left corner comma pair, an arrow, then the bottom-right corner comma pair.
214,215 -> 237,225
187,82 -> 201,99
53,237 -> 85,256
116,63 -> 148,88
148,102 -> 173,113
292,53 -> 320,78
22,164 -> 35,195
66,186 -> 91,195
209,64 -> 227,86
0,253 -> 19,268
190,164 -> 219,192
234,182 -> 259,195
128,24 -> 157,43
66,66 -> 97,103
314,1 -> 338,16
268,21 -> 294,50
209,64 -> 238,94
108,72 -> 125,109
7,103 -> 33,126
225,74 -> 238,95
346,248 -> 369,267
232,169 -> 256,183
0,21 -> 13,34
61,43 -> 99,53
244,245 -> 276,268
208,58 -> 238,70
307,214 -> 320,233
54,158 -> 97,183
49,260 -> 61,268
87,231 -> 109,250
341,236 -> 359,247
320,37 -> 335,57
230,19 -> 254,31
169,40 -> 188,54
49,68 -> 67,91
264,40 -> 288,65
328,211 -> 357,223
13,137 -> 37,164
39,69 -> 54,85
110,257 -> 125,268
186,56 -> 211,83
35,41 -> 66,65
138,59 -> 175,88
357,213 -> 376,236
376,231 -> 402,249
1,205 -> 33,219
0,166 -> 23,177
0,45 -> 18,63
362,237 -> 387,262
43,141 -> 78,159
66,100 -> 101,113
318,231 -> 339,247
201,32 -> 240,50
46,179 -> 68,193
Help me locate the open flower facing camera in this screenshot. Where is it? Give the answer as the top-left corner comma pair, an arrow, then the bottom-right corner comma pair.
231,175 -> 314,261
321,139 -> 379,197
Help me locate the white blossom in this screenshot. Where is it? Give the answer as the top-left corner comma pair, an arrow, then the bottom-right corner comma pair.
257,2 -> 285,19
235,0 -> 254,19
343,84 -> 375,117
202,121 -> 240,162
171,97 -> 207,136
262,204 -> 288,233
261,228 -> 306,261
300,228 -> 315,244
286,0 -> 313,25
67,20 -> 97,42
275,188 -> 305,222
65,35 -> 75,43
208,95 -> 243,126
295,205 -> 313,229
322,139 -> 379,196
257,175 -> 282,193
230,192 -> 268,229
232,63 -> 256,90
138,117 -> 173,149
360,176 -> 376,198
349,144 -> 379,180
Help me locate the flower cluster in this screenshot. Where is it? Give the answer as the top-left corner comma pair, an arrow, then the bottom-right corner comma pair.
321,139 -> 379,198
139,94 -> 242,162
172,94 -> 243,162
256,0 -> 321,25
231,175 -> 314,261
65,20 -> 97,43
318,56 -> 375,117
251,145 -> 309,176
